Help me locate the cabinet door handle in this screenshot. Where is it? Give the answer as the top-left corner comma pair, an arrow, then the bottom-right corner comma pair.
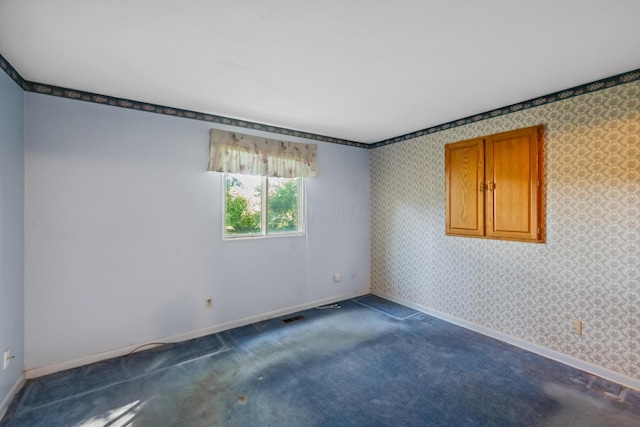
479,182 -> 484,192
488,181 -> 495,192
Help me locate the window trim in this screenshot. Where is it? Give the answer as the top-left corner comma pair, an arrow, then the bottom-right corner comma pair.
222,174 -> 305,241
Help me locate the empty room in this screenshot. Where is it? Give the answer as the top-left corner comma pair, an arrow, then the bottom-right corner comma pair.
1,1 -> 639,425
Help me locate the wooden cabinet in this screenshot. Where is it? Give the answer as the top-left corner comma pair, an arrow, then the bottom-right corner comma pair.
445,125 -> 544,243
445,137 -> 485,236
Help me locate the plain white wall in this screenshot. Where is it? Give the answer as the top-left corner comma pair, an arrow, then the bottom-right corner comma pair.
24,92 -> 370,370
0,71 -> 25,404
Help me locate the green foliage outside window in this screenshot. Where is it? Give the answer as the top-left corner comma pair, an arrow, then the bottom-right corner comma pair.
225,191 -> 261,234
225,174 -> 301,237
268,179 -> 298,232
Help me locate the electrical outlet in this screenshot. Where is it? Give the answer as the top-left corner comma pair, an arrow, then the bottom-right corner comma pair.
3,349 -> 10,370
333,273 -> 341,283
205,298 -> 213,309
570,318 -> 582,335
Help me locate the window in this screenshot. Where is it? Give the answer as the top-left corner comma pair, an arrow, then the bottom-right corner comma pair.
223,173 -> 304,239
207,128 -> 316,239
445,125 -> 544,243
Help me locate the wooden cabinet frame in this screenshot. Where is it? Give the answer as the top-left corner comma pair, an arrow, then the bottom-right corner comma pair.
445,125 -> 544,243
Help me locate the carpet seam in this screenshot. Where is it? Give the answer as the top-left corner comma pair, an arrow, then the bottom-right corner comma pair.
352,298 -> 421,321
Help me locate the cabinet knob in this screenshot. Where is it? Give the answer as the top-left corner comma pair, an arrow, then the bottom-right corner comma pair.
488,181 -> 495,192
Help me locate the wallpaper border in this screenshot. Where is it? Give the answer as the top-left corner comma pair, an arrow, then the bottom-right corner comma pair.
2,52 -> 639,150
0,53 -> 368,149
370,68 -> 640,148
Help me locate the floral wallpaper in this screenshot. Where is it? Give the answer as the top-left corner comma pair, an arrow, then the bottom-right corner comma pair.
370,80 -> 640,380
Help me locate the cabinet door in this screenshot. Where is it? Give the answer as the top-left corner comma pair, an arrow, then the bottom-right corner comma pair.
445,138 -> 485,236
486,126 -> 542,242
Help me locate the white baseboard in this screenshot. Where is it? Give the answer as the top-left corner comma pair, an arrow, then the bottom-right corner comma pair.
372,290 -> 640,391
0,373 -> 25,421
26,288 -> 370,379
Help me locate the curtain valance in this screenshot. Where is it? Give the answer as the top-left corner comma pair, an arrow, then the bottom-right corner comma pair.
207,129 -> 318,178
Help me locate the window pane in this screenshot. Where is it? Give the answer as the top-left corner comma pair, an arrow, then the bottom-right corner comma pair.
225,174 -> 262,236
267,177 -> 299,233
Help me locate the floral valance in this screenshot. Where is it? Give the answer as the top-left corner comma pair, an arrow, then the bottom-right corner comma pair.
207,129 -> 318,178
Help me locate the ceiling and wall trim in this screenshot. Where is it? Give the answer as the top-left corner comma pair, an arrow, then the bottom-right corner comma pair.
1,52 -> 639,149
0,53 -> 368,149
371,68 -> 640,148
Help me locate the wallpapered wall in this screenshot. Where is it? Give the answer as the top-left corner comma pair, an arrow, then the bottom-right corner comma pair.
370,80 -> 640,380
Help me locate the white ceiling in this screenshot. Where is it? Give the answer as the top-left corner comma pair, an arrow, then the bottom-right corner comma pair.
1,0 -> 639,144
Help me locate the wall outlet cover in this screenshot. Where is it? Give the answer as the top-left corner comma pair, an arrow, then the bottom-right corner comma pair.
3,349 -> 10,370
570,318 -> 582,335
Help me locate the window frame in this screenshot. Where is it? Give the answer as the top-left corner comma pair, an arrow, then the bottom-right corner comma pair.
222,173 -> 306,240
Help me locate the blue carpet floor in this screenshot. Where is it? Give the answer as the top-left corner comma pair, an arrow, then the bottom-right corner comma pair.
2,295 -> 639,426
